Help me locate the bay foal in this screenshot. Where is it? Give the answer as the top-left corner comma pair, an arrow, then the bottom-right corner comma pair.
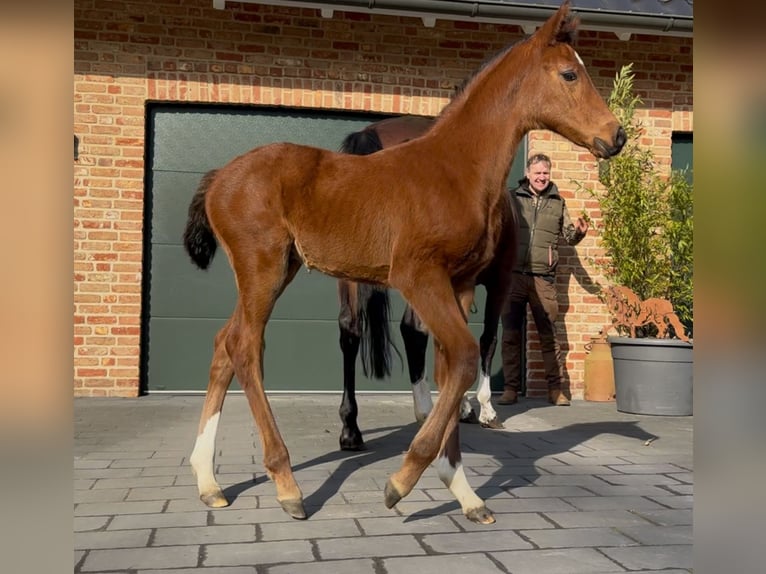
184,0 -> 625,524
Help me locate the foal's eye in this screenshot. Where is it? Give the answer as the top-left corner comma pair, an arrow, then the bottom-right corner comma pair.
561,71 -> 577,82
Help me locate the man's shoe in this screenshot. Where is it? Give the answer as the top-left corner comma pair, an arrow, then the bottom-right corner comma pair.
548,389 -> 570,406
497,389 -> 518,405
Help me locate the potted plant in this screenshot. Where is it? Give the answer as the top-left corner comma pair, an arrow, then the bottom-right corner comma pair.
577,63 -> 693,416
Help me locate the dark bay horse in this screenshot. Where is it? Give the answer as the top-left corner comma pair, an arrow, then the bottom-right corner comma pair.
336,114 -> 512,454
183,0 -> 625,525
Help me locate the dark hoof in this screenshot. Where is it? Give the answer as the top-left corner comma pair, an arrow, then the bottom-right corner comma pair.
459,410 -> 479,424
465,505 -> 495,524
339,430 -> 365,451
480,417 -> 505,430
279,498 -> 307,520
383,480 -> 403,509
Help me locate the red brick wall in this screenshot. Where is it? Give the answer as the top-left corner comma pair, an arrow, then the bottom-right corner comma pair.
74,0 -> 693,397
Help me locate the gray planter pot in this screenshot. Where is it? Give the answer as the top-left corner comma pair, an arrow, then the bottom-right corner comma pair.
608,336 -> 693,416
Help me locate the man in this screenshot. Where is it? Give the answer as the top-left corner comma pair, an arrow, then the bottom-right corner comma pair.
499,153 -> 588,406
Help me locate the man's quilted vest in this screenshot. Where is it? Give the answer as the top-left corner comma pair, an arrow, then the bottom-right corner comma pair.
511,181 -> 566,276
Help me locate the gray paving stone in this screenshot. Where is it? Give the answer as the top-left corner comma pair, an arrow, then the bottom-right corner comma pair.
75,468 -> 142,479
601,544 -> 692,570
260,517 -> 361,541
141,466 -> 196,477
174,472 -> 255,486
608,463 -> 688,474
74,550 -> 85,568
544,509 -> 653,528
357,514 -> 460,535
125,485 -> 200,501
522,474 -> 612,487
667,471 -> 694,482
422,530 -> 532,553
342,488 -> 430,503
74,488 -> 129,503
74,458 -> 112,469
84,450 -> 157,459
477,497 -> 577,514
491,547 -> 622,573
562,495 -> 666,511
596,473 -> 683,486
384,553 -> 505,574
581,483 -> 674,497
110,457 -> 184,468
75,528 -> 151,550
109,511 -> 209,530
459,511 -> 552,531
93,475 -> 177,489
81,546 -> 199,571
632,508 -> 693,526
153,524 -> 256,546
267,559 -> 376,574
663,483 -> 693,495
306,501 -> 402,520
521,526 -> 637,548
318,534 -> 425,560
74,500 -> 166,516
204,540 -> 314,566
510,485 -> 596,497
140,568 -> 256,574
647,494 -> 693,509
74,516 -> 111,532
535,464 -> 619,475
617,524 -> 692,545
210,507 -> 301,525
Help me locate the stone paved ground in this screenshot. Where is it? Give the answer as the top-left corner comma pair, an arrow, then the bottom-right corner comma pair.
74,394 -> 693,573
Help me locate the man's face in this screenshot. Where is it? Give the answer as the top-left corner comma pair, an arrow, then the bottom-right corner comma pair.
526,161 -> 551,193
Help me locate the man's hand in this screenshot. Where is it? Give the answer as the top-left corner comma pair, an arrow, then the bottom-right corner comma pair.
576,216 -> 589,234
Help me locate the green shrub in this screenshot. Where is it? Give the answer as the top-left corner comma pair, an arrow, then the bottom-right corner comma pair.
576,63 -> 693,337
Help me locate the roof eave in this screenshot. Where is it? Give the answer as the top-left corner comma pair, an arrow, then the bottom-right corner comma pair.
218,1 -> 692,39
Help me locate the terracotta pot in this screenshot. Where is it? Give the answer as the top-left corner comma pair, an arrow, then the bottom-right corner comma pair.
583,336 -> 615,401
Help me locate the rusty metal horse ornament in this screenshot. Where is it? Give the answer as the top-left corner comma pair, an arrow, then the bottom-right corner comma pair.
183,0 -> 625,525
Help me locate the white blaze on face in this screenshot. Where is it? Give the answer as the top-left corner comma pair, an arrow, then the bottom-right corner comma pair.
575,50 -> 584,67
190,412 -> 221,494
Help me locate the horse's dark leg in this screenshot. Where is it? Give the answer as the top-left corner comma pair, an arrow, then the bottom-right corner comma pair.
474,283 -> 505,429
401,304 -> 478,424
400,304 -> 433,423
338,280 -> 365,451
475,197 -> 517,429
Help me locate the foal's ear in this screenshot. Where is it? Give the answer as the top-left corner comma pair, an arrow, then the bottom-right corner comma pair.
536,0 -> 578,46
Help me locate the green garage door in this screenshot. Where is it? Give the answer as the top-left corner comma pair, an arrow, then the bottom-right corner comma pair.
143,104 -> 524,393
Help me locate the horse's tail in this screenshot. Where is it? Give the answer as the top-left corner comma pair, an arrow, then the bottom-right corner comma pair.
358,283 -> 401,379
339,125 -> 399,379
339,127 -> 384,156
183,169 -> 219,270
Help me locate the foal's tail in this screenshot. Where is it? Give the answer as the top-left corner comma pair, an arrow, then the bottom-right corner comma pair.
183,169 -> 219,270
